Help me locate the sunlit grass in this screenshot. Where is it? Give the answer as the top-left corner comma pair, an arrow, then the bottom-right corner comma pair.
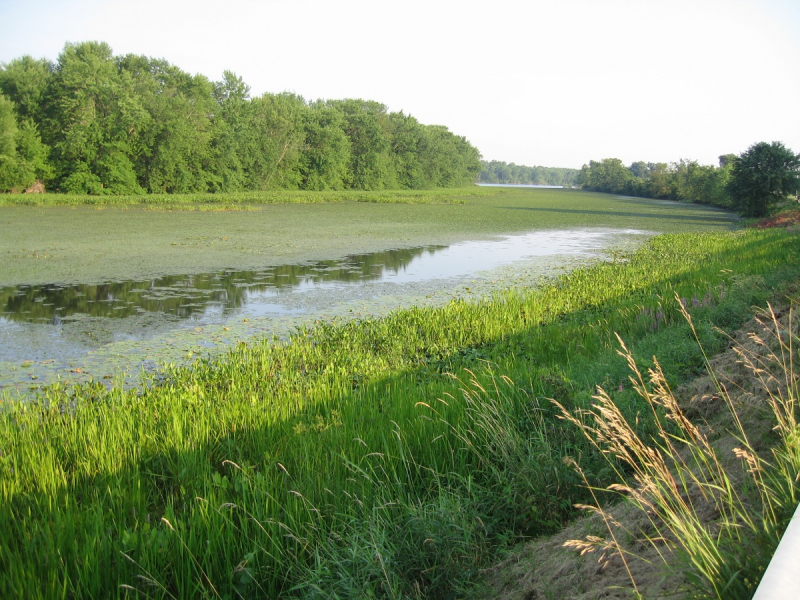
560,300 -> 800,598
1,229 -> 798,597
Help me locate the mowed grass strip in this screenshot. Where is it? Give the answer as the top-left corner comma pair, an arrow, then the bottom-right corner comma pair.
2,228 -> 796,598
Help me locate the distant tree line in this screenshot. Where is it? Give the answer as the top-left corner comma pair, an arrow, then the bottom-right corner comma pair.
478,160 -> 578,186
0,42 -> 481,194
575,142 -> 800,217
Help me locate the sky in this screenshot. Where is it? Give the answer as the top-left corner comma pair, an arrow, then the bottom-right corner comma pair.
1,0 -> 798,169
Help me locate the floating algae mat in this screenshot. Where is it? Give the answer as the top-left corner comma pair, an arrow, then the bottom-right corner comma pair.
0,228 -> 651,395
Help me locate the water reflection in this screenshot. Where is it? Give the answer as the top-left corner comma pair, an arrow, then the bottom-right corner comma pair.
0,228 -> 656,392
0,228 -> 651,329
0,245 -> 445,325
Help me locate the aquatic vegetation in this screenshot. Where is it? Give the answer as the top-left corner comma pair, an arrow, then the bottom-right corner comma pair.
0,187 -> 490,208
0,187 -> 737,290
1,228 -> 798,597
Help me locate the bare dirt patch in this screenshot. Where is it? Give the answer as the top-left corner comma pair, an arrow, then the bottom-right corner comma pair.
755,208 -> 800,229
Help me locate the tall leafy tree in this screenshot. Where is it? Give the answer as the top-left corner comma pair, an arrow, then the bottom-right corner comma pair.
240,92 -> 305,189
0,57 -> 55,188
576,158 -> 635,194
388,111 -> 427,188
0,93 -> 20,190
419,125 -> 481,188
728,141 -> 799,217
119,54 -> 215,193
328,99 -> 397,190
299,101 -> 351,190
209,71 -> 251,191
43,42 -> 146,194
0,93 -> 52,191
0,56 -> 52,125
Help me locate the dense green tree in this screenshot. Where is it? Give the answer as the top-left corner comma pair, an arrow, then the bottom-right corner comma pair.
209,71 -> 252,191
388,111 -> 428,188
238,92 -> 306,189
42,42 -> 147,194
576,158 -> 634,194
299,101 -> 351,190
0,56 -> 52,124
119,54 -> 215,193
644,162 -> 674,198
0,93 -> 20,190
728,141 -> 800,217
2,41 -> 482,195
419,125 -> 481,188
328,99 -> 397,190
0,93 -> 52,191
12,119 -> 52,187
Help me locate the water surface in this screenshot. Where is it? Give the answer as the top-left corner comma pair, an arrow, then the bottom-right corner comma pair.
0,228 -> 652,394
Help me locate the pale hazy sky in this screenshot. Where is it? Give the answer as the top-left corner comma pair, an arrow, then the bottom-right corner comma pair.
1,0 -> 798,169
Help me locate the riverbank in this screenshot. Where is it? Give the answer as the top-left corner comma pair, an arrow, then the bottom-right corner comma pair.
2,228 -> 798,597
480,296 -> 800,598
1,187 -> 736,395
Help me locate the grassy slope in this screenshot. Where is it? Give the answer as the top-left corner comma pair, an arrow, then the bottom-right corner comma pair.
2,226 -> 799,598
480,296 -> 800,600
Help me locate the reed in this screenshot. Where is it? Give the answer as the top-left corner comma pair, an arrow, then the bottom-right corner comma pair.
1,229 -> 799,597
559,300 -> 800,598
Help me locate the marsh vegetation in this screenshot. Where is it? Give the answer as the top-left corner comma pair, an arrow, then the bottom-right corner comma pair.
1,181 -> 798,597
1,187 -> 735,394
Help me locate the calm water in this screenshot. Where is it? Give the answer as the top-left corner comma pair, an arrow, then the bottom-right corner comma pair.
0,228 -> 643,328
0,228 -> 652,391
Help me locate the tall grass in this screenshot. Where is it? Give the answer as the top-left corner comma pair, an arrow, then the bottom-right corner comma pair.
559,300 -> 800,598
1,229 -> 799,597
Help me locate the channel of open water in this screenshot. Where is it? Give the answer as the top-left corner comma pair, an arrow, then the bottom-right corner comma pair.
0,228 -> 652,396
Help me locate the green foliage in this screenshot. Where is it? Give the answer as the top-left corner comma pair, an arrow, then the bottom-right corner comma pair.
575,157 -> 635,194
577,154 -> 737,210
0,94 -> 19,182
0,93 -> 51,191
2,228 -> 799,597
0,42 -> 481,195
577,143 -> 800,217
326,98 -> 398,190
0,55 -> 52,123
299,102 -> 351,190
479,160 -> 579,186
728,141 -> 800,217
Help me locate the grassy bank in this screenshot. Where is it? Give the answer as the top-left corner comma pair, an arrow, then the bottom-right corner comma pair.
2,228 -> 799,597
0,188 -> 496,208
481,300 -> 800,599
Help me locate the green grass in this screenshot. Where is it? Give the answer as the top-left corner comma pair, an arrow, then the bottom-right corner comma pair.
0,187 -> 499,208
1,228 -> 799,598
561,301 -> 800,599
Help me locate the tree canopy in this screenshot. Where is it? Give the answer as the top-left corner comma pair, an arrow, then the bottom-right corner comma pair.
727,141 -> 800,217
0,42 -> 481,194
478,160 -> 578,186
575,143 -> 799,218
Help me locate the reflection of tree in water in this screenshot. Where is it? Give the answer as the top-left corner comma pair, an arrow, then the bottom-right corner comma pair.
0,245 -> 444,324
